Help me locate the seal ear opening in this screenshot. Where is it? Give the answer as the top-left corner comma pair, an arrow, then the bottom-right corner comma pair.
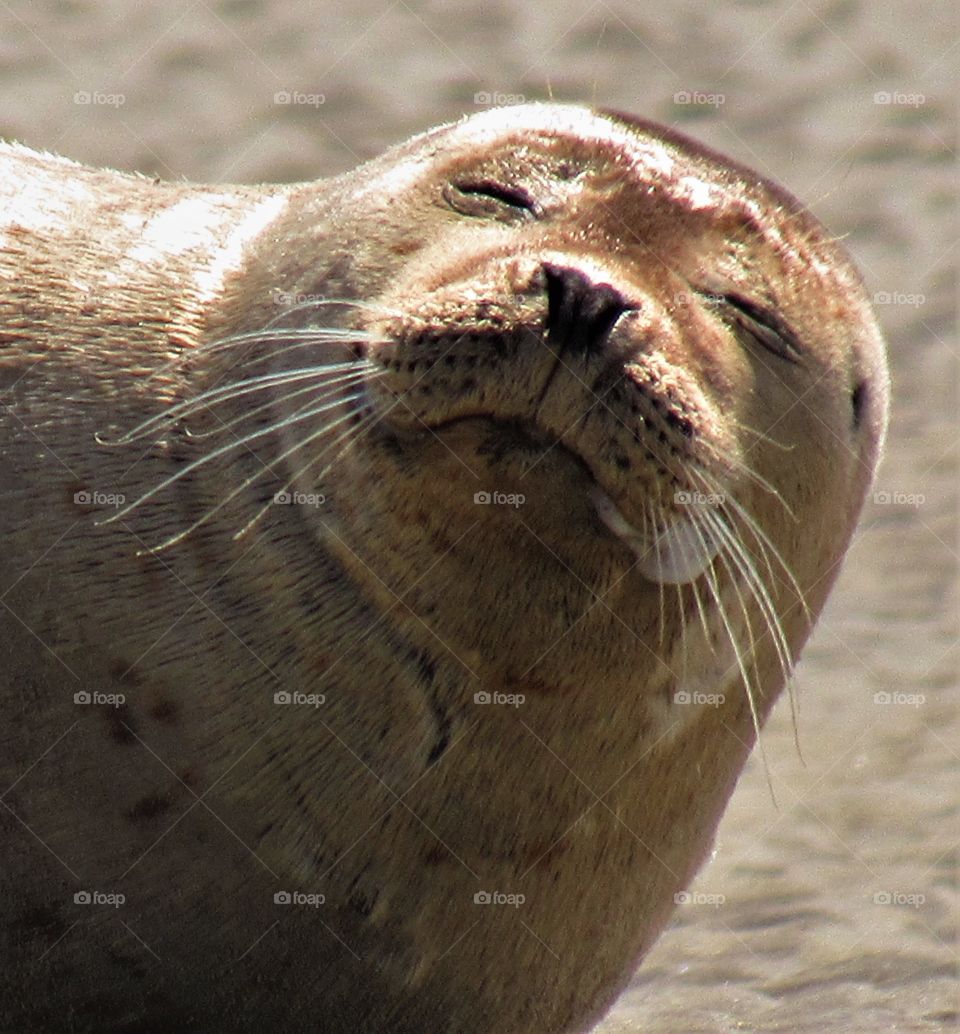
851,378 -> 869,431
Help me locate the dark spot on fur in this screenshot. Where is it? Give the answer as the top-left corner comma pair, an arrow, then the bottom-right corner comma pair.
13,904 -> 68,940
523,839 -> 570,871
423,844 -> 451,866
662,408 -> 694,438
109,659 -> 143,686
310,651 -> 334,675
105,704 -> 138,745
149,698 -> 179,724
504,675 -> 567,697
66,482 -> 93,514
418,654 -> 437,683
126,793 -> 172,821
389,237 -> 419,257
348,889 -> 376,917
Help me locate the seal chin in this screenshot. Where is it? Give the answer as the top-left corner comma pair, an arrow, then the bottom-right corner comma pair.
591,487 -> 721,585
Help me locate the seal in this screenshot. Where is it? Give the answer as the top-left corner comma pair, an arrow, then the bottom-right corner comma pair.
0,103 -> 888,1033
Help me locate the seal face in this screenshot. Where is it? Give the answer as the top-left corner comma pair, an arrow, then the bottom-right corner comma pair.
0,104 -> 888,1034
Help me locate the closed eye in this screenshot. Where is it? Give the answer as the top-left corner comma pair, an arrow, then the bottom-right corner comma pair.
443,180 -> 537,222
455,180 -> 536,211
716,291 -> 803,365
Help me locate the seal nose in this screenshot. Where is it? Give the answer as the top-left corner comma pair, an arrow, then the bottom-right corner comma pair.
542,262 -> 631,357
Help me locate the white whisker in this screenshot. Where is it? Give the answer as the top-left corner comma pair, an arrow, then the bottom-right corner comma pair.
98,361 -> 376,445
134,395 -> 370,553
708,475 -> 809,621
691,514 -> 776,801
696,501 -> 793,690
98,387 -> 369,527
728,417 -> 793,453
263,296 -> 404,325
723,456 -> 798,523
232,400 -> 390,542
182,368 -> 378,440
689,573 -> 715,657
196,326 -> 379,361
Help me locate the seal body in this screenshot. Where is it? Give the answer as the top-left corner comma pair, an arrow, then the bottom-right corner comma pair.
0,105 -> 888,1033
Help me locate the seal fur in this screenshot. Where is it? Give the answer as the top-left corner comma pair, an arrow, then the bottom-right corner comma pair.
0,103 -> 888,1033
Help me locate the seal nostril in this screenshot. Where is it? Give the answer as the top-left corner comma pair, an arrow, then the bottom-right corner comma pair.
542,262 -> 631,356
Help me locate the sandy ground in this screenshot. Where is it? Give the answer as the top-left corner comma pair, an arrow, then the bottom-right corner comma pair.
0,1 -> 956,1031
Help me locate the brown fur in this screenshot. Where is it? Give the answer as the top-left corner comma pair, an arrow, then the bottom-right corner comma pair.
0,104 -> 888,1032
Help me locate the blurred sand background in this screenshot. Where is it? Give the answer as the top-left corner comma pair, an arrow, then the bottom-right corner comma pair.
0,1 -> 955,1030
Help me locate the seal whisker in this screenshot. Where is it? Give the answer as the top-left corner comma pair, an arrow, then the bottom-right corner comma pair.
232,401 -> 388,542
691,466 -> 800,666
196,327 -> 381,363
697,532 -> 776,799
695,499 -> 793,689
713,451 -> 798,521
239,334 -> 387,369
674,579 -> 689,685
135,394 -> 371,553
263,296 -> 406,326
646,503 -> 668,655
726,417 -> 794,453
705,511 -> 796,760
690,466 -> 798,608
199,296 -> 400,362
139,327 -> 377,388
700,490 -> 805,756
689,574 -> 716,658
708,515 -> 788,682
98,387 -> 370,529
98,362 -> 377,445
704,472 -> 810,621
182,367 -> 379,440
